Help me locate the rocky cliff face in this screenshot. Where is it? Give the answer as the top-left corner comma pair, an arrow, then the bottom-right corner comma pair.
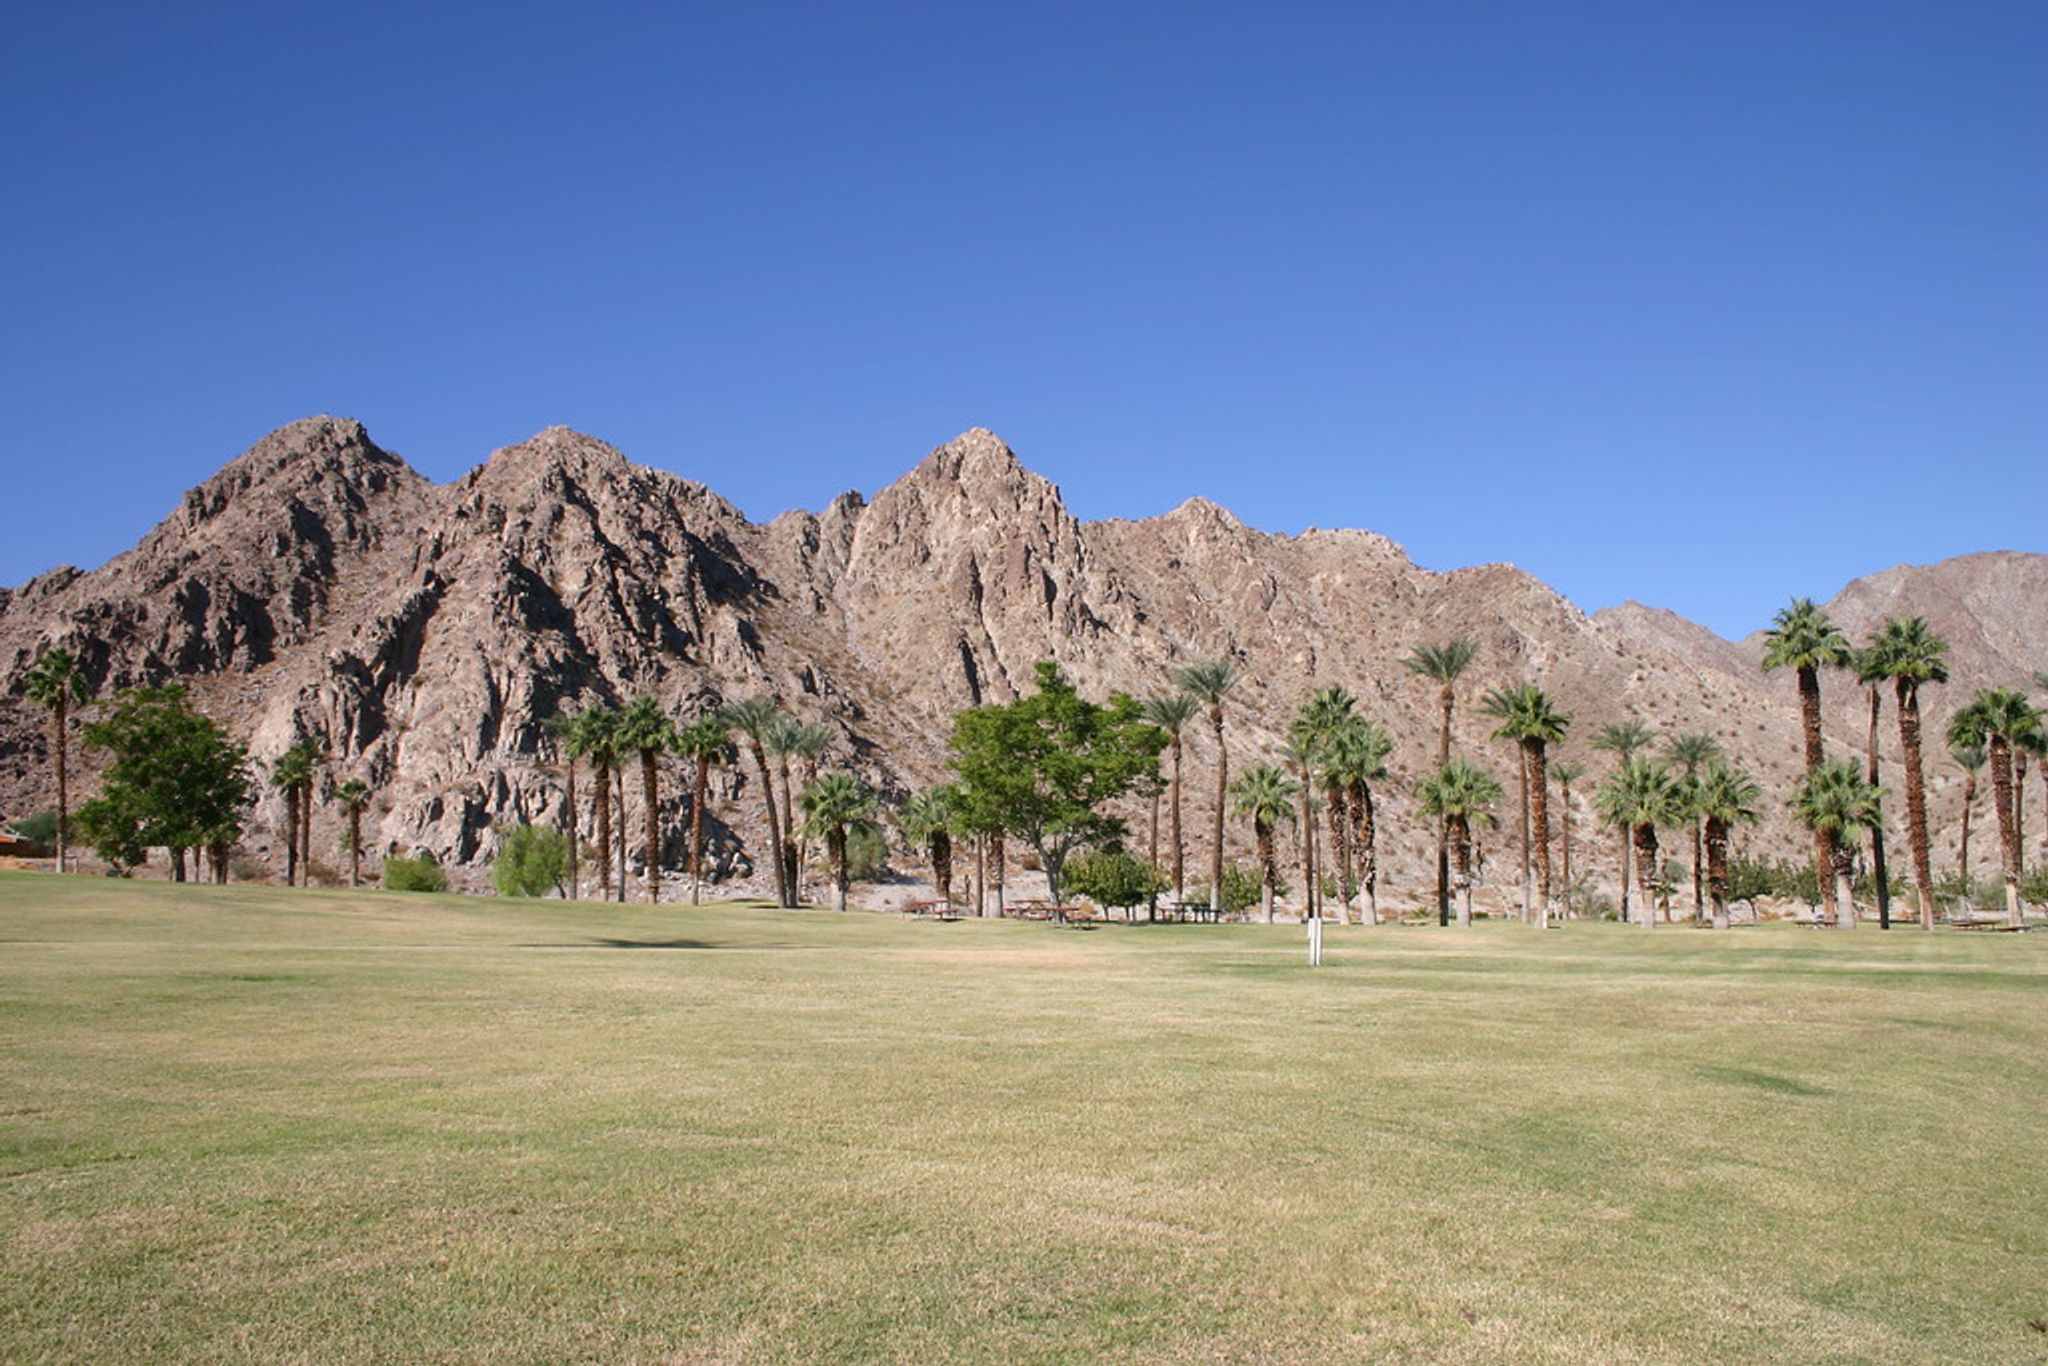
3,418 -> 2042,897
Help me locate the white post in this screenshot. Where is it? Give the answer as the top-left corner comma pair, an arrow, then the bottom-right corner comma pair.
1307,913 -> 1323,966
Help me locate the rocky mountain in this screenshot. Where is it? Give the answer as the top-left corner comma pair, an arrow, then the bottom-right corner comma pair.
3,417 -> 2042,899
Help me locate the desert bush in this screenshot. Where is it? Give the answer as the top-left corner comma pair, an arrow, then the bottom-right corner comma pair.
384,854 -> 446,894
1065,849 -> 1166,910
493,825 -> 567,898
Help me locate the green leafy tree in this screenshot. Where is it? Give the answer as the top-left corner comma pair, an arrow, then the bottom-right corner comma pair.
614,696 -> 677,904
334,779 -> 371,888
1229,762 -> 1298,923
74,687 -> 251,881
899,787 -> 958,906
1403,637 -> 1479,925
674,714 -> 731,904
1863,617 -> 1948,929
797,771 -> 880,912
949,662 -> 1165,906
1482,684 -> 1572,926
20,647 -> 94,874
1594,756 -> 1680,929
1691,760 -> 1761,928
1590,720 -> 1656,920
1761,597 -> 1854,922
493,824 -> 568,897
1065,848 -> 1167,914
1172,659 -> 1243,914
719,697 -> 793,907
9,810 -> 58,845
1790,758 -> 1886,929
1139,693 -> 1199,903
1416,756 -> 1502,927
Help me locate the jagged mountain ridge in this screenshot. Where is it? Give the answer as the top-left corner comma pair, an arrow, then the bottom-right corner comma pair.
2,417 -> 2042,895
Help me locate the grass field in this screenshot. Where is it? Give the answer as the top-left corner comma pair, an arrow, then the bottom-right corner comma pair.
3,872 -> 2045,1363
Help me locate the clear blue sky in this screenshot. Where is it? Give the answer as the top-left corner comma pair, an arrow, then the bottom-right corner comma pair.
4,1 -> 2042,639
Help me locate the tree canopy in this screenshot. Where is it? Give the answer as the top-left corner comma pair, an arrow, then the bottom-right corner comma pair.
74,687 -> 252,876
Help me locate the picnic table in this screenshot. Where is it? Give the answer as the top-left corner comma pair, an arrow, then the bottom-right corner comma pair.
1006,900 -> 1086,923
1156,901 -> 1225,924
903,899 -> 959,920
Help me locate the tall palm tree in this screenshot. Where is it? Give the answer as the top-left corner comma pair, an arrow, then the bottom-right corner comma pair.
719,697 -> 792,907
334,779 -> 371,888
542,709 -> 583,900
674,715 -> 730,905
1791,759 -> 1885,930
1549,759 -> 1585,918
1173,659 -> 1243,914
1692,760 -> 1761,929
21,647 -> 93,874
1324,715 -> 1393,925
1848,648 -> 1899,929
614,696 -> 677,904
1761,597 -> 1853,922
899,787 -> 957,907
1865,617 -> 1948,930
1294,687 -> 1358,919
1481,684 -> 1572,927
1229,762 -> 1298,923
799,772 -> 879,912
271,741 -> 318,886
1663,733 -> 1723,924
1279,737 -> 1322,922
2020,722 -> 2047,874
1139,694 -> 1199,906
1589,720 -> 1655,921
569,704 -> 623,901
1417,757 -> 1502,928
1950,690 -> 2042,926
1594,756 -> 1679,929
1403,637 -> 1479,926
1949,740 -> 1985,903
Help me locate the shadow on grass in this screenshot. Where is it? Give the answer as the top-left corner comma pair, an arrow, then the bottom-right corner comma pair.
1696,1065 -> 1827,1097
515,937 -> 805,951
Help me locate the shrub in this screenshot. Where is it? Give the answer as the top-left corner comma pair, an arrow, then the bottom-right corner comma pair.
493,825 -> 567,898
1186,863 -> 1263,915
845,823 -> 889,882
384,854 -> 446,894
8,810 -> 57,843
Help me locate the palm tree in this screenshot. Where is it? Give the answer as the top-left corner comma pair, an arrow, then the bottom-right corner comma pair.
899,787 -> 957,907
1589,720 -> 1655,921
566,704 -> 622,901
1324,715 -> 1393,925
1594,757 -> 1679,929
543,709 -> 583,899
1293,687 -> 1357,920
799,772 -> 879,912
21,647 -> 93,874
1950,690 -> 2042,926
271,741 -> 317,886
1761,597 -> 1853,923
1949,740 -> 1985,905
1549,759 -> 1585,918
614,697 -> 677,904
1173,659 -> 1243,914
719,697 -> 792,907
1663,733 -> 1723,924
1791,759 -> 1885,929
334,779 -> 371,888
1140,696 -> 1197,900
1403,637 -> 1479,926
1417,757 -> 1503,928
1691,760 -> 1761,929
1864,617 -> 1948,929
674,715 -> 731,904
1481,684 -> 1572,927
764,715 -> 830,902
1847,647 -> 1899,929
1279,737 -> 1322,922
1229,762 -> 1297,923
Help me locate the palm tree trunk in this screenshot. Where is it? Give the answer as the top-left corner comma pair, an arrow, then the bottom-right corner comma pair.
1450,816 -> 1473,928
974,834 -> 987,917
1257,825 -> 1276,923
1296,763 -> 1316,921
1328,784 -> 1353,922
1797,665 -> 1838,921
1437,687 -> 1453,927
1832,839 -> 1859,930
749,744 -> 786,906
171,846 -> 187,882
1706,817 -> 1730,929
832,829 -> 848,912
301,779 -> 314,886
1895,680 -> 1935,931
282,786 -> 299,886
1617,825 -> 1631,922
1516,742 -> 1533,923
1146,781 -> 1160,907
1559,778 -> 1574,918
1689,815 -> 1704,924
1958,770 -> 1976,899
642,749 -> 660,904
689,757 -> 709,905
932,831 -> 952,906
1529,742 -> 1551,929
991,832 -> 1006,917
1990,738 -> 2023,926
1865,686 -> 1891,929
593,762 -> 613,899
777,755 -> 799,904
1169,738 -> 1185,904
614,766 -> 627,903
2016,755 -> 2029,878
565,760 -> 580,901
1209,709 -> 1227,913
1355,782 -> 1379,926
349,809 -> 362,889
53,695 -> 69,875
1633,825 -> 1659,929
